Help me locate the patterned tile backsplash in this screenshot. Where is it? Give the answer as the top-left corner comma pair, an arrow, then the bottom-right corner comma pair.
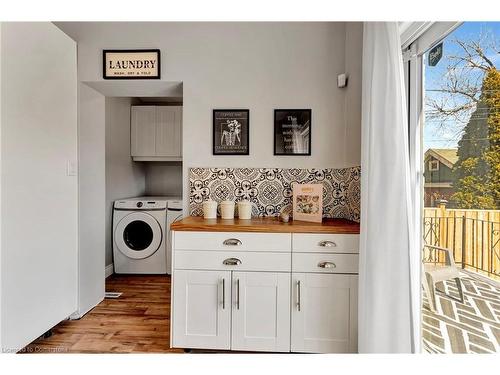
189,167 -> 361,222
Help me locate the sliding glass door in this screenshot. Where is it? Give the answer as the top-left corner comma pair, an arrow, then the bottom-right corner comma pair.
409,22 -> 500,354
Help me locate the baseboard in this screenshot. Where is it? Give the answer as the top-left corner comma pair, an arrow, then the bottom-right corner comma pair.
105,263 -> 114,278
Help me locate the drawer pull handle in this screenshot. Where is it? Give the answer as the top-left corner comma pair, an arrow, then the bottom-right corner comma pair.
297,280 -> 301,311
236,279 -> 240,310
223,238 -> 242,246
223,257 -> 242,266
318,240 -> 337,247
318,261 -> 337,269
222,278 -> 226,309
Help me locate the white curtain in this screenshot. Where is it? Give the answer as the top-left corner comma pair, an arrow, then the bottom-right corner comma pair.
359,22 -> 420,353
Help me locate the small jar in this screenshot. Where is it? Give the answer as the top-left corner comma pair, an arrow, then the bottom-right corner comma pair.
220,200 -> 235,219
202,200 -> 217,219
237,200 -> 252,220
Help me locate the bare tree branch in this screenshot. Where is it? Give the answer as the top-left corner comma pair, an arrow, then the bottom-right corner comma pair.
425,32 -> 499,131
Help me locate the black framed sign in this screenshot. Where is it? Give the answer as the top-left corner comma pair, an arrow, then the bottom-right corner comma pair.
103,49 -> 161,79
274,109 -> 311,155
213,109 -> 249,155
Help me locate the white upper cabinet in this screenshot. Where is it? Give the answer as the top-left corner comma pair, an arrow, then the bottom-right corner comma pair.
131,105 -> 182,161
156,106 -> 182,158
131,106 -> 156,157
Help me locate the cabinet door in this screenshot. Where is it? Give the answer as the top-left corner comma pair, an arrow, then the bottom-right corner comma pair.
232,272 -> 291,352
172,270 -> 231,350
131,106 -> 156,157
156,106 -> 182,157
291,273 -> 358,353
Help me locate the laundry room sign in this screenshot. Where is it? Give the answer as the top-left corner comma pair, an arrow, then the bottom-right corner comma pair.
103,49 -> 161,79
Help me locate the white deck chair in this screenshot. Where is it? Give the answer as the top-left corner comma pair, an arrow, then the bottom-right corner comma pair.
423,244 -> 464,312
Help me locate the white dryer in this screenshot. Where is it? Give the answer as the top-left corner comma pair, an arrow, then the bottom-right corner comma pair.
113,198 -> 169,274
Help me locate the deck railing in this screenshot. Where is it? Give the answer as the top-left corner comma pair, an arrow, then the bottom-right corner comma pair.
423,206 -> 500,280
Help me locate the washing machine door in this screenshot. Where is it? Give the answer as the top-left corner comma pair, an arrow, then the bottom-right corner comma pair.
114,212 -> 163,259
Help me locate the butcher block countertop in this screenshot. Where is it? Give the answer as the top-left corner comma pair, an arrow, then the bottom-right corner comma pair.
171,216 -> 360,234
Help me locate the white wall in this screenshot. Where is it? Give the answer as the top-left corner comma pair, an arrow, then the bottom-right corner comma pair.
78,83 -> 105,316
344,23 -> 363,166
105,97 -> 146,266
56,22 -> 363,213
0,22 -> 78,350
145,162 -> 183,196
0,22 -> 3,351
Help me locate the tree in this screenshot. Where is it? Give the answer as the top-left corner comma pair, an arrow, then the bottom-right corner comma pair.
481,69 -> 500,207
449,69 -> 500,209
426,32 -> 500,209
427,34 -> 499,128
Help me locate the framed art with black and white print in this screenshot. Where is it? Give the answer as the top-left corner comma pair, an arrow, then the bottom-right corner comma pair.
213,109 -> 249,155
274,109 -> 311,156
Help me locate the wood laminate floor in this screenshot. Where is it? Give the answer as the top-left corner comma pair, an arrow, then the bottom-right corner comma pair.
27,270 -> 500,354
23,275 -> 184,354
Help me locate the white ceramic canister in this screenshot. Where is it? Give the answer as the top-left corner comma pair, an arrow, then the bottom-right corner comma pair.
202,200 -> 218,219
220,200 -> 235,219
237,200 -> 252,220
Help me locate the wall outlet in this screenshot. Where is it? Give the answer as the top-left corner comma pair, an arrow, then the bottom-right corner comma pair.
337,73 -> 348,88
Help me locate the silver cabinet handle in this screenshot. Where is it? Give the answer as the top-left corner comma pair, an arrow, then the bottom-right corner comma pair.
236,279 -> 240,310
318,240 -> 337,247
223,238 -> 242,246
222,278 -> 226,309
223,257 -> 242,266
318,261 -> 337,269
297,280 -> 301,311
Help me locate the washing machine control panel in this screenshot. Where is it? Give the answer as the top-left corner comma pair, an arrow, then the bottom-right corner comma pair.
114,200 -> 167,210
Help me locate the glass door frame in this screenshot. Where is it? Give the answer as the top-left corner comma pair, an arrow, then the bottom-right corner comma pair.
403,22 -> 462,353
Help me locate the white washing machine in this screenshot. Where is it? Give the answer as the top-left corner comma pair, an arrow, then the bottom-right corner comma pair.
166,199 -> 183,274
113,197 -> 182,274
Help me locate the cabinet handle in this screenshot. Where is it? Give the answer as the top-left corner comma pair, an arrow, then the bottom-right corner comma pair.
222,278 -> 226,309
236,279 -> 240,310
297,280 -> 301,311
223,238 -> 242,246
223,257 -> 242,266
318,240 -> 337,247
318,261 -> 337,269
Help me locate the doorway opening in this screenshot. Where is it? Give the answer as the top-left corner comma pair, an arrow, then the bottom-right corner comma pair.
420,22 -> 500,353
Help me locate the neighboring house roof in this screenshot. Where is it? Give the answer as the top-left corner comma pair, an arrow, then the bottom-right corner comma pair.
425,148 -> 458,169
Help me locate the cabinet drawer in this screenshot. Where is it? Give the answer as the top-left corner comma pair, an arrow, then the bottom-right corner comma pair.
175,251 -> 291,272
292,253 -> 358,274
174,231 -> 291,252
292,234 -> 359,253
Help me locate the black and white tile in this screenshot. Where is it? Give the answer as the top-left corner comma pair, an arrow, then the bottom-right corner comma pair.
189,166 -> 361,222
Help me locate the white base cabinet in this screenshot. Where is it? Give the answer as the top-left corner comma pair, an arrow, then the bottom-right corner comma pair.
171,230 -> 359,353
291,273 -> 358,353
172,270 -> 231,350
232,272 -> 290,352
172,269 -> 290,352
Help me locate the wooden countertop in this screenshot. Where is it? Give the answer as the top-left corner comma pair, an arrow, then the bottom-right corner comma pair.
171,216 -> 360,234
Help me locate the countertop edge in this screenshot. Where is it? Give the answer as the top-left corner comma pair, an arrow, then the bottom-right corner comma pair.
170,216 -> 360,234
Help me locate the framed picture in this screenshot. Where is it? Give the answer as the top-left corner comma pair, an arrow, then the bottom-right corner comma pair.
292,183 -> 323,223
213,109 -> 249,155
274,109 -> 311,155
103,49 -> 161,79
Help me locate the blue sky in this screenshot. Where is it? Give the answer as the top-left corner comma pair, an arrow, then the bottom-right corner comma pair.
424,22 -> 500,151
